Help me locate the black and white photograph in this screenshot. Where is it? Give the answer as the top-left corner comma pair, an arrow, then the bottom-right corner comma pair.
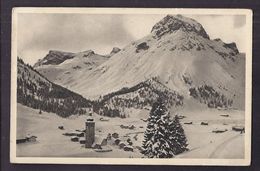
10,8 -> 252,165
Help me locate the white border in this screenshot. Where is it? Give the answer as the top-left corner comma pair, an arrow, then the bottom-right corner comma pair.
10,7 -> 253,165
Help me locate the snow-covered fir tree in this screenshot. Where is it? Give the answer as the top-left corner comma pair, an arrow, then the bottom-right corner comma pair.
141,98 -> 188,158
168,115 -> 188,155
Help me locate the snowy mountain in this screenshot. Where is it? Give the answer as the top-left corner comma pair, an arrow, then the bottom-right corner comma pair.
17,58 -> 92,117
34,14 -> 245,110
33,50 -> 76,67
34,48 -> 120,84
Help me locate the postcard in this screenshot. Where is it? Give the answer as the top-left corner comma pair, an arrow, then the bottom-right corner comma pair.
10,7 -> 252,165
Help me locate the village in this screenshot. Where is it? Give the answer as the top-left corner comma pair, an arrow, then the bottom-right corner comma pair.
16,103 -> 245,158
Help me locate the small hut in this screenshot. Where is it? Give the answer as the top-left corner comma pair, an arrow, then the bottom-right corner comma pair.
71,136 -> 79,142
232,126 -> 245,132
58,126 -> 64,130
124,145 -> 134,152
77,132 -> 84,137
119,142 -> 126,149
212,129 -> 228,133
112,133 -> 119,139
26,135 -> 37,142
129,125 -> 135,130
16,138 -> 27,144
79,137 -> 86,144
201,122 -> 208,126
114,138 -> 121,145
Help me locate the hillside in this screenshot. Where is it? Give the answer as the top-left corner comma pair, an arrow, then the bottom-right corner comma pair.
17,58 -> 92,117
92,77 -> 184,117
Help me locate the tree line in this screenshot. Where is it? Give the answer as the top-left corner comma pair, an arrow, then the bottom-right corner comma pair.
93,77 -> 184,118
189,84 -> 233,108
17,57 -> 92,117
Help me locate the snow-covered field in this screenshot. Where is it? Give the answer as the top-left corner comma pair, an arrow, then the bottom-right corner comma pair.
176,109 -> 245,159
16,103 -> 245,158
16,103 -> 147,157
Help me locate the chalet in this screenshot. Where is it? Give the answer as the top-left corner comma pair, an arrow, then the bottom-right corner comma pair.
232,126 -> 245,133
77,132 -> 84,137
58,126 -> 64,130
120,124 -> 135,130
201,122 -> 208,126
220,114 -> 229,117
26,135 -> 37,142
114,138 -> 121,145
16,138 -> 27,144
17,135 -> 37,144
63,132 -> 78,136
79,137 -> 86,144
71,136 -> 79,142
212,129 -> 228,133
120,125 -> 128,129
112,133 -> 119,139
124,145 -> 134,152
119,142 -> 126,149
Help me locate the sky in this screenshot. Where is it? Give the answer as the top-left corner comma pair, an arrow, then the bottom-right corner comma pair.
17,13 -> 247,65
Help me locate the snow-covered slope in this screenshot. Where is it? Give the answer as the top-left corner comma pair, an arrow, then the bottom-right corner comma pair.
34,15 -> 245,109
34,48 -> 120,84
17,58 -> 92,117
34,50 -> 75,67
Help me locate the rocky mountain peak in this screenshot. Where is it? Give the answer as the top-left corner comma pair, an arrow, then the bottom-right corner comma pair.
213,38 -> 239,54
33,50 -> 75,67
82,50 -> 95,57
110,47 -> 121,56
151,14 -> 209,39
223,42 -> 239,54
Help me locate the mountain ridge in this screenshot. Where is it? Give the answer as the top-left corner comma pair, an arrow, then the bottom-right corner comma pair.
34,47 -> 121,68
34,14 -> 245,110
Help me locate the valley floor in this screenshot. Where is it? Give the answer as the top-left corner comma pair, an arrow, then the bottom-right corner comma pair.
16,103 -> 245,159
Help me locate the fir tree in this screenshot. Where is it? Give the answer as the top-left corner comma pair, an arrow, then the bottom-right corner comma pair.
141,98 -> 188,158
142,99 -> 164,157
168,115 -> 188,155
